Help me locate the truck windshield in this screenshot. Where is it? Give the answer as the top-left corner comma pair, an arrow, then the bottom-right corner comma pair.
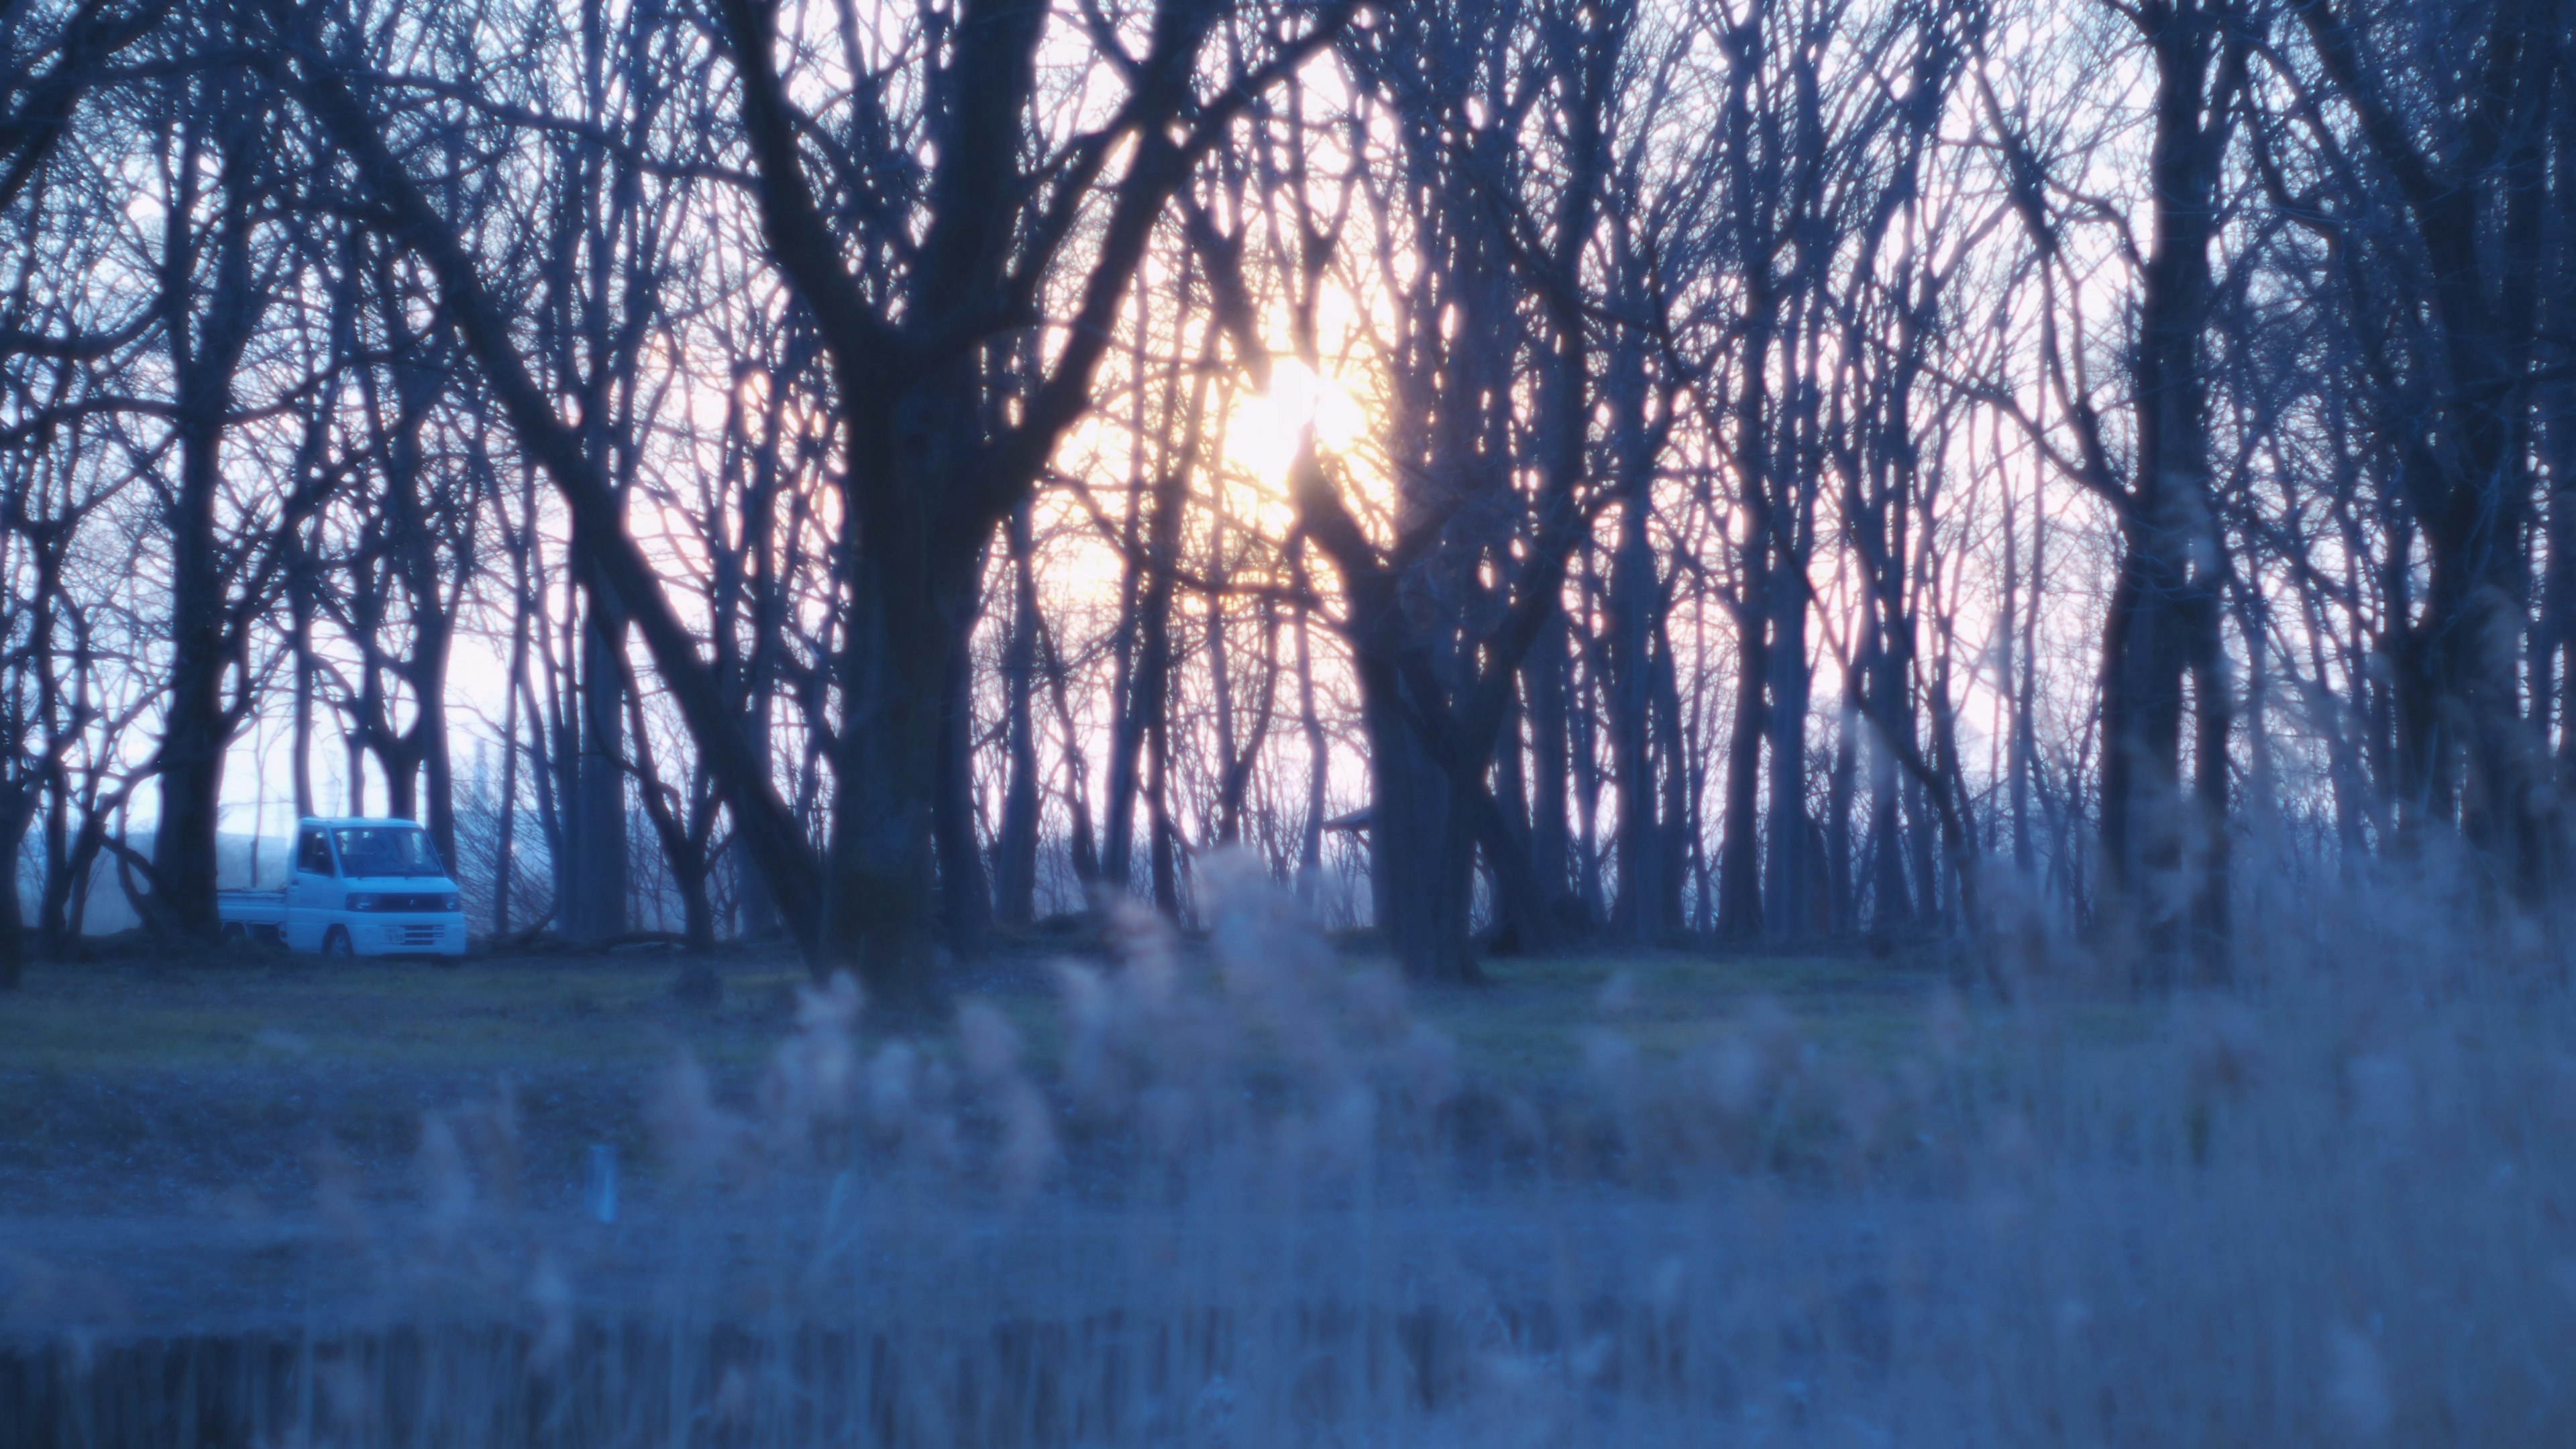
331,826 -> 444,878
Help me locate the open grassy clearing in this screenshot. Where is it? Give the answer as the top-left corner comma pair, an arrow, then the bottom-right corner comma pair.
1,947 -> 814,1075
0,937 -> 1972,1217
0,938 -> 1978,1078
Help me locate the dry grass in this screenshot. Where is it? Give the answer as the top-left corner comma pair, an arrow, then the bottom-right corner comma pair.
7,865 -> 2575,1446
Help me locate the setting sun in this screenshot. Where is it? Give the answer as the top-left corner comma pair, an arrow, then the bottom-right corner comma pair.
1226,358 -> 1366,484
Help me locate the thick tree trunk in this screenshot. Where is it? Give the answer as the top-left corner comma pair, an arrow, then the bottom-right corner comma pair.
1763,547 -> 1813,944
149,108 -> 260,939
378,732 -> 419,822
570,591 -> 628,941
817,451 -> 976,1006
152,468 -> 229,935
38,784 -> 67,950
2097,520 -> 2194,976
677,860 -> 715,953
1360,672 -> 1479,983
0,794 -> 32,987
417,619 -> 458,873
2187,570 -> 2232,973
2095,0 -> 2239,985
819,619 -> 947,1006
1293,470 -> 1562,977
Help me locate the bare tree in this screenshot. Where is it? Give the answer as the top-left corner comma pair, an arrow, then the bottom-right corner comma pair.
1981,0 -> 2249,981
2286,0 -> 2565,898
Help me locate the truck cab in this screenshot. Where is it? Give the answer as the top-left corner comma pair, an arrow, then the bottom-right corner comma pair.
221,817 -> 468,957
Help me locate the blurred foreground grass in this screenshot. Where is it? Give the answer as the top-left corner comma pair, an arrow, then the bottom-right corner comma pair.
7,886 -> 2573,1445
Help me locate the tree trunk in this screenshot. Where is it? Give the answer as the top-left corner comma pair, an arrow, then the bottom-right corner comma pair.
417,616 -> 458,874
38,780 -> 68,951
1606,497 -> 1662,940
1827,694 -> 1858,934
1718,573 -> 1768,941
290,533 -> 317,821
1294,591 -> 1329,908
1103,328 -> 1203,896
572,586 -> 628,941
0,792 -> 33,987
2095,0 -> 2241,984
1572,645 -> 1607,922
993,504 -> 1042,927
677,859 -> 715,953
1523,614 -> 1576,920
815,453 -> 975,1006
1042,615 -> 1100,889
1651,631 -> 1692,934
148,97 -> 262,940
493,479 -> 535,936
1360,669 -> 1479,982
1763,536 -> 1813,944
936,591 -> 993,953
2010,477 -> 2042,876
1146,705 -> 1181,917
2098,511 -> 2198,977
2187,566 -> 2232,975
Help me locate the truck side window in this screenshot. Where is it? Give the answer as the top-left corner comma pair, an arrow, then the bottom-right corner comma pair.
297,830 -> 334,877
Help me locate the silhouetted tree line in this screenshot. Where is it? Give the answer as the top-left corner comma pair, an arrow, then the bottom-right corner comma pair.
3,0 -> 2572,996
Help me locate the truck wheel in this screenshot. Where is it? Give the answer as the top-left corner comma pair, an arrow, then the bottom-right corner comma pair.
321,926 -> 355,960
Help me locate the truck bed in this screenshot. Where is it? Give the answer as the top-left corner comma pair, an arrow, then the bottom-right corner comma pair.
215,889 -> 286,925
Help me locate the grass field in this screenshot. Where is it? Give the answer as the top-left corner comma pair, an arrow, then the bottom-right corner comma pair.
5,884 -> 2573,1446
0,936 -> 1964,1075
0,933 -> 1965,1216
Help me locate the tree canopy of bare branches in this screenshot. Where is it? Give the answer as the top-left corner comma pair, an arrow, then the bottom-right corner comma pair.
4,0 -> 2573,994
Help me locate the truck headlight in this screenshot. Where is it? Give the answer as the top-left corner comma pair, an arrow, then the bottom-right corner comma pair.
441,895 -> 462,913
345,893 -> 383,912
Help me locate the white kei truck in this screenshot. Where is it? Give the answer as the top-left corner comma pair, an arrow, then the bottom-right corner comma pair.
215,816 -> 468,958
